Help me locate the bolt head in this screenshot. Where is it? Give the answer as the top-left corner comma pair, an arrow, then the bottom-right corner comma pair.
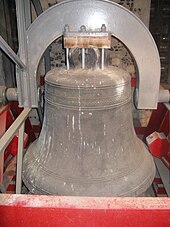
64,24 -> 70,32
101,24 -> 106,32
80,25 -> 86,32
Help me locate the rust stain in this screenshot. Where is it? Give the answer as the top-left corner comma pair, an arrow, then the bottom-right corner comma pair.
64,37 -> 111,48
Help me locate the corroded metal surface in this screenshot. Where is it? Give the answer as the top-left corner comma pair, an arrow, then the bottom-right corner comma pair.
23,67 -> 155,196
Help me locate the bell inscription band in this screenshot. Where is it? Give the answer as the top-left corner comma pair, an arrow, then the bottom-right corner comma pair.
23,66 -> 155,196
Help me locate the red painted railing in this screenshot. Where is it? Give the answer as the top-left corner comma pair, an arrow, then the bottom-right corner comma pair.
0,194 -> 170,227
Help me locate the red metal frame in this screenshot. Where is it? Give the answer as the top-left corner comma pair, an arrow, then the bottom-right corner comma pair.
0,106 -> 8,185
147,132 -> 170,169
143,103 -> 169,141
153,178 -> 168,196
0,105 -> 28,193
10,101 -> 37,144
0,194 -> 170,227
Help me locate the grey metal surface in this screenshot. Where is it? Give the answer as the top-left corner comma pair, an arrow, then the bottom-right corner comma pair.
82,48 -> 85,69
0,36 -> 26,70
101,48 -> 105,70
5,88 -> 18,101
15,0 -> 31,107
154,158 -> 170,196
24,0 -> 32,29
0,86 -> 18,104
64,31 -> 111,37
23,67 -> 155,196
31,0 -> 51,74
16,122 -> 25,194
0,108 -> 31,155
158,89 -> 170,103
48,0 -> 151,78
0,86 -> 6,104
26,0 -> 160,109
31,0 -> 43,15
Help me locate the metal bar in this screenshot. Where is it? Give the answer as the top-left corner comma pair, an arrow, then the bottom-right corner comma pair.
15,0 -> 28,63
0,36 -> 26,70
31,0 -> 51,73
15,0 -> 31,107
6,88 -> 18,101
0,153 -> 4,185
154,158 -> 170,196
31,0 -> 43,15
2,156 -> 17,192
101,48 -> 105,70
0,106 -> 7,188
0,108 -> 31,155
16,122 -> 25,194
66,48 -> 70,70
158,89 -> 170,103
82,48 -> 85,69
44,48 -> 51,73
24,0 -> 32,29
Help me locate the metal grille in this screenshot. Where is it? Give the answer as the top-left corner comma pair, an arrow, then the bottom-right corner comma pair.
150,0 -> 170,83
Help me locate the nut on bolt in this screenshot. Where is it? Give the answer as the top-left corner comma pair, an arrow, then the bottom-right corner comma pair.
80,25 -> 86,32
0,86 -> 7,104
64,24 -> 70,32
101,24 -> 106,32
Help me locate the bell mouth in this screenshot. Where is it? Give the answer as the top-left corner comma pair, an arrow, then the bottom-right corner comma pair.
23,138 -> 155,196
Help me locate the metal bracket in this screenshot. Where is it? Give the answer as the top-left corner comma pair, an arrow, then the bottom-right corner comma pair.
64,24 -> 111,49
0,36 -> 26,70
15,0 -> 160,109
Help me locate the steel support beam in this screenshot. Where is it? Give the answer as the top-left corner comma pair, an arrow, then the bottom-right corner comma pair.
0,36 -> 26,70
0,108 -> 31,155
31,0 -> 51,73
16,122 -> 25,194
15,0 -> 31,107
154,158 -> 170,196
24,0 -> 32,29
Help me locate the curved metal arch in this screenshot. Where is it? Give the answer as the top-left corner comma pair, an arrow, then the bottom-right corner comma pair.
26,0 -> 160,109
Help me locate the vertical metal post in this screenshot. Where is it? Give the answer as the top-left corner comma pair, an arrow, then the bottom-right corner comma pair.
82,48 -> 85,69
24,0 -> 32,29
32,0 -> 51,73
66,48 -> 70,70
101,48 -> 105,70
16,122 -> 25,194
0,36 -> 26,69
0,153 -> 4,185
15,0 -> 31,107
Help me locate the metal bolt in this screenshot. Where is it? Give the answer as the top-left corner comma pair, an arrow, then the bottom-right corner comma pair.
64,24 -> 70,32
80,25 -> 86,32
101,24 -> 106,32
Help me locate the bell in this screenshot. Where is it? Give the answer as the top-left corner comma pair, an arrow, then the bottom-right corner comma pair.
23,66 -> 155,196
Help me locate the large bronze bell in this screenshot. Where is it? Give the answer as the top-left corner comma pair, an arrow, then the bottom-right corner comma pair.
23,66 -> 155,196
